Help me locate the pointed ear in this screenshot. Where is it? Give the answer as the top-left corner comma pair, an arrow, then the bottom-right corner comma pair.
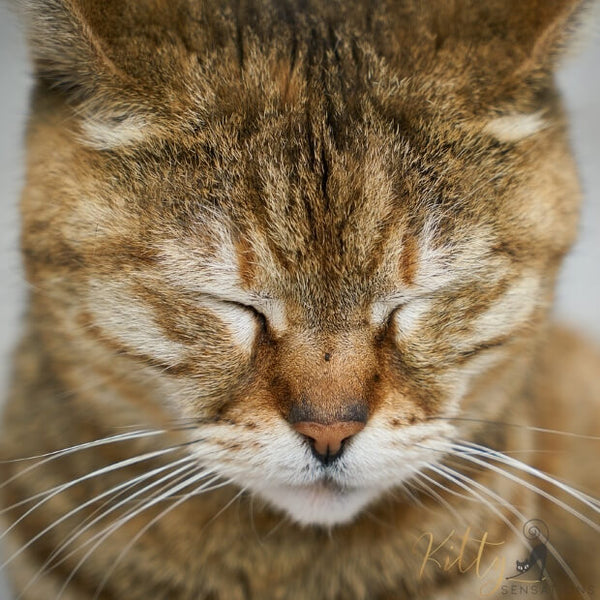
21,0 -> 125,99
20,0 -> 150,151
506,0 -> 596,75
18,0 -> 204,149
429,0 -> 595,77
423,0 -> 597,118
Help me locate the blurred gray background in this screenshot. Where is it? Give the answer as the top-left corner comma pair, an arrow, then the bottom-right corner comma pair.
0,4 -> 599,599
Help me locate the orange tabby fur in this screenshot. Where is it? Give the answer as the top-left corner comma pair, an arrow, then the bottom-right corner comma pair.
1,0 -> 599,598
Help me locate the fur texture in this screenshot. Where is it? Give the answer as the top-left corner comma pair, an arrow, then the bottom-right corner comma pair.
1,0 -> 599,598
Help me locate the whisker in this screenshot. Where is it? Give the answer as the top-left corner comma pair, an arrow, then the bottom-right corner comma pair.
15,459 -> 198,599
451,443 -> 600,530
432,461 -> 591,600
427,416 -> 600,441
405,475 -> 463,520
411,470 -> 476,520
415,468 -> 482,504
396,480 -> 425,507
56,471 -> 225,600
91,479 -> 239,600
0,429 -> 166,489
456,440 -> 600,511
0,443 -> 192,547
428,463 -> 559,600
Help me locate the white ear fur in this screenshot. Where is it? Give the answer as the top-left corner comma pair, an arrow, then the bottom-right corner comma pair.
80,115 -> 150,150
483,112 -> 548,143
22,0 -> 155,150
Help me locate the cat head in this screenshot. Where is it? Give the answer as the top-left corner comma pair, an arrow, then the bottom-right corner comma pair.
516,559 -> 532,573
19,0 -> 587,525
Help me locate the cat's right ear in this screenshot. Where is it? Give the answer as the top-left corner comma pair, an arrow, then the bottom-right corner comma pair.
19,0 -> 125,101
17,0 -> 188,149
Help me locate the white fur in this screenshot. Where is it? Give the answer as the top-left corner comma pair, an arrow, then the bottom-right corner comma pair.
483,113 -> 547,143
159,235 -> 288,337
470,274 -> 541,344
370,293 -> 409,326
87,281 -> 187,364
256,297 -> 287,332
81,115 -> 149,150
189,408 -> 456,526
393,298 -> 434,340
258,484 -> 382,526
198,296 -> 257,354
413,221 -> 494,292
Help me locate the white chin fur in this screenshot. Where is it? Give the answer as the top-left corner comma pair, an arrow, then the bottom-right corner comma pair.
257,484 -> 383,527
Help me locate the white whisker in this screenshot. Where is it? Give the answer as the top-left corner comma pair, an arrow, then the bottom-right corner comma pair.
0,445 -> 187,553
452,443 -> 600,530
56,470 -> 224,599
456,440 -> 600,511
429,464 -> 561,600
432,461 -> 589,600
429,416 -> 600,441
0,430 -> 166,492
412,470 -> 475,521
15,458 -> 197,599
92,481 -> 240,600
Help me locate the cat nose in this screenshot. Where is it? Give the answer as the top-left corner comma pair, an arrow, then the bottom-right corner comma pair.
292,420 -> 366,464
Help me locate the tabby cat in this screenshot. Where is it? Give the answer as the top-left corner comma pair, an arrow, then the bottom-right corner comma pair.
1,0 -> 600,598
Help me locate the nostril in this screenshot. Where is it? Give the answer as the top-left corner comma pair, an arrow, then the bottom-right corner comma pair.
292,421 -> 365,461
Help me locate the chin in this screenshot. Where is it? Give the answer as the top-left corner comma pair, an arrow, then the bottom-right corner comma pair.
257,482 -> 384,527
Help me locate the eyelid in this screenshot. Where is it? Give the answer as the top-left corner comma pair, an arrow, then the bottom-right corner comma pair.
370,295 -> 410,326
195,291 -> 287,332
197,293 -> 268,329
196,291 -> 257,309
225,299 -> 266,318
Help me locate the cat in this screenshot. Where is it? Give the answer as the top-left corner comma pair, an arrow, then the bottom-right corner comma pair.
506,519 -> 549,582
1,0 -> 600,598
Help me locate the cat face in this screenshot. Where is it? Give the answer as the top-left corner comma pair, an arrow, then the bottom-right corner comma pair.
21,0 -> 583,525
516,560 -> 530,573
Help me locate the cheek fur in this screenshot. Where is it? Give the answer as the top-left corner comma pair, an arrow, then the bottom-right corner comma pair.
86,280 -> 189,366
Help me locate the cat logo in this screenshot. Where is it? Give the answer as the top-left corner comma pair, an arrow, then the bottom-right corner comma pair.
505,519 -> 549,583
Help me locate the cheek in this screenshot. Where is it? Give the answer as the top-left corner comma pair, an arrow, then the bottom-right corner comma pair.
85,280 -> 189,365
83,279 -> 260,411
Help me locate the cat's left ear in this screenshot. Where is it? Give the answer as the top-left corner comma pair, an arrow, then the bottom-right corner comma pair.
508,0 -> 597,75
439,0 -> 598,134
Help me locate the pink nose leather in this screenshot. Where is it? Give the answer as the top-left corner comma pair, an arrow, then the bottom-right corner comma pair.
292,421 -> 366,456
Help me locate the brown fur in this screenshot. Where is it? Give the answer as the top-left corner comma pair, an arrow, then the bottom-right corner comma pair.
1,0 -> 599,598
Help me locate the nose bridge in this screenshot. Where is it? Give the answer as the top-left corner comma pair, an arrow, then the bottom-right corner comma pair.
281,330 -> 375,424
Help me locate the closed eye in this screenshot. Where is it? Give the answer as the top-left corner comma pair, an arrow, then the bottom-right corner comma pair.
195,291 -> 287,335
195,295 -> 264,352
370,295 -> 411,327
223,299 -> 268,332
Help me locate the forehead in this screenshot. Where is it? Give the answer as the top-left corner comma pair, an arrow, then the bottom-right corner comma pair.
89,10 -> 537,311
149,115 -> 507,320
